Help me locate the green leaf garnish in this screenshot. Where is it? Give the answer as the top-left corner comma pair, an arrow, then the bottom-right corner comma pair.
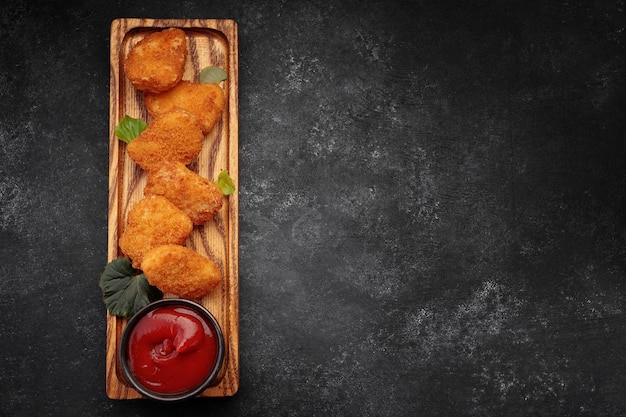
99,257 -> 163,318
199,66 -> 227,84
216,170 -> 235,195
115,115 -> 147,144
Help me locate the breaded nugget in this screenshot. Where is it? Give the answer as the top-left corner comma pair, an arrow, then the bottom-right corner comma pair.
126,108 -> 204,171
144,161 -> 223,225
142,244 -> 222,299
119,196 -> 193,268
144,80 -> 226,134
124,28 -> 188,93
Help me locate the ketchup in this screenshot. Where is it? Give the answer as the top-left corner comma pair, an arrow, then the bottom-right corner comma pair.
126,305 -> 220,395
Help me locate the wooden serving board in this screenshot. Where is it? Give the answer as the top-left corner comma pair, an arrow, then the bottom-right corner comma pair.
106,18 -> 239,399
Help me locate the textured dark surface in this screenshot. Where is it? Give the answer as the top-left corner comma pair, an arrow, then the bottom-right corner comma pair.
1,0 -> 625,416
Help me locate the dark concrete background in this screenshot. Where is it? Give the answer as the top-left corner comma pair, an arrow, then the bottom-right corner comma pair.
1,0 -> 625,416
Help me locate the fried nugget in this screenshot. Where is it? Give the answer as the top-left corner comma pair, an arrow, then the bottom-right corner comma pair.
142,244 -> 221,299
119,196 -> 193,268
124,28 -> 188,93
144,161 -> 223,225
144,80 -> 226,135
126,108 -> 204,171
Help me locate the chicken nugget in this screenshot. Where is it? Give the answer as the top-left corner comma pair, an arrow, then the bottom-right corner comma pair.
124,28 -> 188,93
142,244 -> 222,299
119,196 -> 193,269
144,161 -> 223,225
126,108 -> 204,171
144,80 -> 226,134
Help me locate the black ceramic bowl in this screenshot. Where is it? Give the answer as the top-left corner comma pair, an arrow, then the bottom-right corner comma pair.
119,298 -> 225,402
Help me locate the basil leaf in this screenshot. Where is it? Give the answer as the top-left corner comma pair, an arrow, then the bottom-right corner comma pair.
199,66 -> 227,84
115,115 -> 147,144
216,170 -> 235,195
99,257 -> 162,318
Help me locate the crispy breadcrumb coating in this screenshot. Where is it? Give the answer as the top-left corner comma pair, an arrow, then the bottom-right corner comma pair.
119,196 -> 193,269
124,28 -> 188,93
126,108 -> 204,171
144,161 -> 223,225
144,80 -> 226,134
142,244 -> 222,299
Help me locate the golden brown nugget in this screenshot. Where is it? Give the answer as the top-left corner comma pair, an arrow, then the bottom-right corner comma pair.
119,196 -> 193,269
144,80 -> 226,134
142,245 -> 222,299
126,108 -> 204,171
144,161 -> 223,225
124,28 -> 188,93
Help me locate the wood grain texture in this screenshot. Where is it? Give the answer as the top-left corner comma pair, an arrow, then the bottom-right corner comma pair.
107,18 -> 239,399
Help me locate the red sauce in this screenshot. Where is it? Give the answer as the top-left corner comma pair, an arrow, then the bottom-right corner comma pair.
126,305 -> 219,394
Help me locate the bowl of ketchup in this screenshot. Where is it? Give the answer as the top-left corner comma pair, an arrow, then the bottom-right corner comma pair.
119,298 -> 225,401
